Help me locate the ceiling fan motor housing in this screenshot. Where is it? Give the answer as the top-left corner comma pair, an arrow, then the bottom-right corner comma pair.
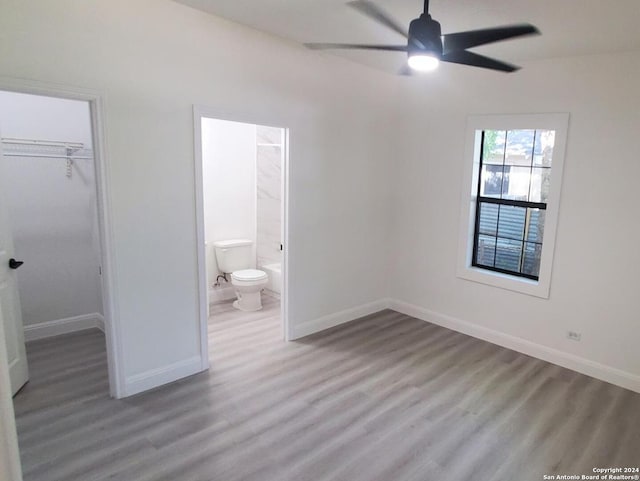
408,14 -> 443,58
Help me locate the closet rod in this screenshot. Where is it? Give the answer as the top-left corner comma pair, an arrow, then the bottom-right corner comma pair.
2,153 -> 93,160
1,138 -> 84,149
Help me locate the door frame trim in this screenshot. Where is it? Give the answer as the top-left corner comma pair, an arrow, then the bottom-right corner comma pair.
0,76 -> 125,398
0,306 -> 23,481
192,105 -> 292,370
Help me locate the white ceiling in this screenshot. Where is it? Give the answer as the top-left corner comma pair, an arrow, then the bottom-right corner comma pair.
175,0 -> 640,73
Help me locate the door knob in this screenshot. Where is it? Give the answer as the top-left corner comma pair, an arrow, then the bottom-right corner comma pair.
8,258 -> 24,270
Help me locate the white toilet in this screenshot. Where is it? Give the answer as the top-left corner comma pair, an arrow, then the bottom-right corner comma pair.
213,239 -> 268,311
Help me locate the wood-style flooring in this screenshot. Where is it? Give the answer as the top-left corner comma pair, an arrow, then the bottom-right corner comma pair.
13,296 -> 640,481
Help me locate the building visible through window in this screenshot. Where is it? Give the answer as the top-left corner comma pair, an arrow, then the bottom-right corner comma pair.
472,129 -> 555,279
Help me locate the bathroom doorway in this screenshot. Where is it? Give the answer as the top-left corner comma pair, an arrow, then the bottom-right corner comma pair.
193,107 -> 290,368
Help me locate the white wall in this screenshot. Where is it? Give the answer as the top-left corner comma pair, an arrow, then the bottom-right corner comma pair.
0,0 -> 395,394
202,118 -> 257,276
0,91 -> 93,147
0,91 -> 103,326
388,52 -> 640,389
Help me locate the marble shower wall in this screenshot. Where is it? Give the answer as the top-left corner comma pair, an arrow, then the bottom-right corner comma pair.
256,125 -> 282,267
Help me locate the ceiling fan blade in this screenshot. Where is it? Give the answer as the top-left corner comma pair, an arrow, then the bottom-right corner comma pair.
347,0 -> 408,38
442,24 -> 539,54
304,43 -> 407,52
441,50 -> 520,72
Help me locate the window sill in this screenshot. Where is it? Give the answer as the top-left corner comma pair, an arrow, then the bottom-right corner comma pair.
457,266 -> 550,299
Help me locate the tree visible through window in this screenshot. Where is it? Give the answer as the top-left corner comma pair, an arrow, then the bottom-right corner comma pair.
472,129 -> 556,280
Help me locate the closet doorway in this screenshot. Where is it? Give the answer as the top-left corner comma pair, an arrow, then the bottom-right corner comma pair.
0,89 -> 116,407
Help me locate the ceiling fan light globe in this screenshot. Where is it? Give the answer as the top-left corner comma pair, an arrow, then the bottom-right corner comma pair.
408,53 -> 439,72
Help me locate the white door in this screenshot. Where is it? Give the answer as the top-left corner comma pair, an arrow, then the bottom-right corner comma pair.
0,132 -> 29,396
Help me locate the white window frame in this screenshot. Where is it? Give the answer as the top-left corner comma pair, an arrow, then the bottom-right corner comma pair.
456,113 -> 569,298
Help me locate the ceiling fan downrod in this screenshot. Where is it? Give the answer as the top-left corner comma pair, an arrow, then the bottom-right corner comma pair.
423,0 -> 429,15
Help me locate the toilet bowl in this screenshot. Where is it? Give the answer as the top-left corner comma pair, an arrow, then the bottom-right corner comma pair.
231,269 -> 269,311
213,239 -> 270,312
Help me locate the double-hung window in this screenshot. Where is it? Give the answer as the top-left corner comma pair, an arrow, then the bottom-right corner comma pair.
457,114 -> 569,298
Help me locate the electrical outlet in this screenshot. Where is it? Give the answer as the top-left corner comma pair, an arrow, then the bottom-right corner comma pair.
567,331 -> 581,341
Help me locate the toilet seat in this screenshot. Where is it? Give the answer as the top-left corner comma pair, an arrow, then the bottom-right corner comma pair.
230,269 -> 269,311
231,269 -> 268,286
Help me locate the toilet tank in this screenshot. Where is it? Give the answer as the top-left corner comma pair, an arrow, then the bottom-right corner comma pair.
213,239 -> 254,273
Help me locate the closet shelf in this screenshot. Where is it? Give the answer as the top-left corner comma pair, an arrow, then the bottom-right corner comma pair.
1,137 -> 93,160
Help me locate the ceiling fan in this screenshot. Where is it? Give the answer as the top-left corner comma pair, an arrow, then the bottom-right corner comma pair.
304,0 -> 540,73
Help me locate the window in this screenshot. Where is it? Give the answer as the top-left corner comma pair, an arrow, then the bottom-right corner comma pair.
473,129 -> 555,280
457,114 -> 569,298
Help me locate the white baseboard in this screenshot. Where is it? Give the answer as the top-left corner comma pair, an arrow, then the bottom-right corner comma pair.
124,356 -> 204,397
387,298 -> 640,394
95,314 -> 105,333
24,312 -> 105,341
289,299 -> 389,340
